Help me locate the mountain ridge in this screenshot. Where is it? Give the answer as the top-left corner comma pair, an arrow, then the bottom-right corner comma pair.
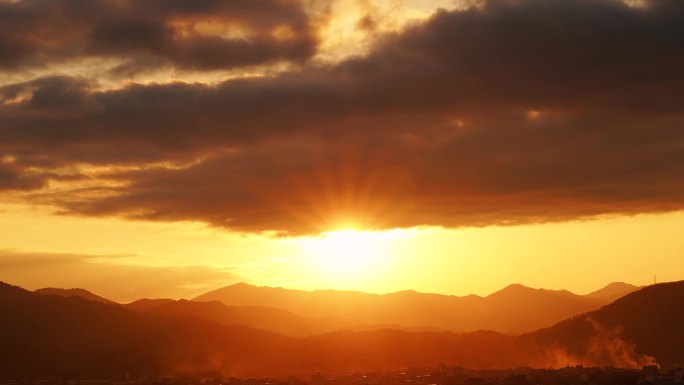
192,281 -> 638,334
24,281 -> 641,336
585,282 -> 641,300
1,280 -> 683,377
35,287 -> 117,305
125,298 -> 329,337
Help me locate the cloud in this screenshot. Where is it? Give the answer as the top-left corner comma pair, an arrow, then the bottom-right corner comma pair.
0,250 -> 241,302
1,0 -> 684,234
0,0 -> 317,73
0,162 -> 47,191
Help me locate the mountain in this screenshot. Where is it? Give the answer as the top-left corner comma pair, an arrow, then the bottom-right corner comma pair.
585,282 -> 640,302
483,284 -> 598,333
193,282 -> 615,334
530,281 -> 684,368
125,298 -> 448,337
0,281 -> 294,377
31,282 -> 630,337
124,298 -> 175,312
2,280 -> 684,378
35,287 -> 117,305
0,281 -> 529,377
125,298 -> 328,336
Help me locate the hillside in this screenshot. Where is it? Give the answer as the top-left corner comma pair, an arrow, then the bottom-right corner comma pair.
530,281 -> 684,367
35,287 -> 117,305
0,281 -> 550,377
0,282 -> 293,378
125,298 -> 328,336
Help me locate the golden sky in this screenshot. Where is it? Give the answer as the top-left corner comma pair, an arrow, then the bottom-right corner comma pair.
2,201 -> 683,302
1,0 -> 683,302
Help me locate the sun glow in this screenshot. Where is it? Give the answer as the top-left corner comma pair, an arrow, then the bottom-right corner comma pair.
310,230 -> 379,274
301,229 -> 409,282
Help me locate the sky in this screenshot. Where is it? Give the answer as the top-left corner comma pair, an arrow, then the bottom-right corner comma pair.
1,0 -> 683,302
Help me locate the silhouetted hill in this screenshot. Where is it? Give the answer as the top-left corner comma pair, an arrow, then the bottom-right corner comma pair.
193,282 -> 615,333
531,281 -> 684,367
35,287 -> 117,305
2,280 -> 683,378
585,282 -> 640,302
0,281 -> 32,301
125,298 -> 176,311
0,281 -> 555,377
126,297 -> 452,335
484,284 -> 599,332
125,298 -> 326,336
0,282 -> 293,378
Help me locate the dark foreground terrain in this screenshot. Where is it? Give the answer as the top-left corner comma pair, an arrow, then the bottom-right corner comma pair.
1,365 -> 682,385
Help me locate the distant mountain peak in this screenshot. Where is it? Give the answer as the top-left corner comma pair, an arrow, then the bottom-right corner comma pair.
503,283 -> 530,290
487,283 -> 536,297
585,282 -> 639,301
390,289 -> 419,295
229,282 -> 255,288
600,281 -> 637,290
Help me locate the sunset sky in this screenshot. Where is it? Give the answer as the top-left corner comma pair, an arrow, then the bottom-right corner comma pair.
1,0 -> 683,302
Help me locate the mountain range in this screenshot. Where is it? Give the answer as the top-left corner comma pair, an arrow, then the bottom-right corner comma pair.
1,280 -> 678,378
125,298 -> 327,337
35,281 -> 640,335
191,281 -> 638,334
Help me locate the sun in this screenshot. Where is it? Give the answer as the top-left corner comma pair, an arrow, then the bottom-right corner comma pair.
302,229 -> 398,279
291,227 -> 418,289
312,230 -> 378,274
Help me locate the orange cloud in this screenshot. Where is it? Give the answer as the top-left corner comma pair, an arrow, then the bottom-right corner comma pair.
1,0 -> 684,234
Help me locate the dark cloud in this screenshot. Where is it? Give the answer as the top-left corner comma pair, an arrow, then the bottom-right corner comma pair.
51,113 -> 684,234
0,162 -> 47,190
2,0 -> 684,234
0,0 -> 316,72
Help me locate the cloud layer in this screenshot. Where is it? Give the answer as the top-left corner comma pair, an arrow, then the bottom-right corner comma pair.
0,0 -> 316,73
1,0 -> 684,234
